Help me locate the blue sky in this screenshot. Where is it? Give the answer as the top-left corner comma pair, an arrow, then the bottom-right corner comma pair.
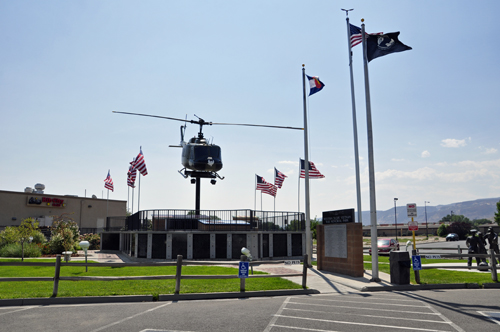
2,1 -> 499,222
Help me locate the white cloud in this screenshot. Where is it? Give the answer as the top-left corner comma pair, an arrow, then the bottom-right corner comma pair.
421,151 -> 431,158
441,138 -> 467,148
391,158 -> 405,162
484,147 -> 498,155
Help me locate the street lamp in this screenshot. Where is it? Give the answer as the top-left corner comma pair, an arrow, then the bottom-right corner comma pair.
394,198 -> 398,240
425,201 -> 430,238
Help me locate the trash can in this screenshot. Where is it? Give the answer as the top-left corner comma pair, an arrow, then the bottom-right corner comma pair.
390,251 -> 411,285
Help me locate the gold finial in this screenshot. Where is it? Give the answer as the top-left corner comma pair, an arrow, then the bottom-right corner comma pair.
302,64 -> 305,67
361,18 -> 364,22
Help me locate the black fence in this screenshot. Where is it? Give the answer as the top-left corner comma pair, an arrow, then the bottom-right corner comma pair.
107,209 -> 305,232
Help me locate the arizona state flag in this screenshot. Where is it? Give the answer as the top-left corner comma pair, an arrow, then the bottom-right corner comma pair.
366,31 -> 411,62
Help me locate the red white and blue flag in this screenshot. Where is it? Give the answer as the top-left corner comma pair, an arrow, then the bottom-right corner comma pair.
300,159 -> 325,179
256,175 -> 277,197
104,170 -> 114,191
274,168 -> 287,189
127,164 -> 136,188
133,147 -> 148,176
306,75 -> 325,96
349,24 -> 383,48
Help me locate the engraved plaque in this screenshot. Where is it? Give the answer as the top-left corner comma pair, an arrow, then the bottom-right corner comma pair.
324,224 -> 347,258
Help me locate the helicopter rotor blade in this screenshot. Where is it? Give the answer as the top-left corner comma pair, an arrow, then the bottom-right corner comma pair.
113,111 -> 199,124
211,122 -> 303,130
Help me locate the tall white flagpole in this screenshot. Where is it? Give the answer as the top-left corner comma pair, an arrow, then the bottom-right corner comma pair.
362,19 -> 380,282
344,11 -> 363,225
137,173 -> 141,212
302,65 -> 312,267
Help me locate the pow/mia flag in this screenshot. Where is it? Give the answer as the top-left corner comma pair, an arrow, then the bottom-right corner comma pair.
366,31 -> 412,62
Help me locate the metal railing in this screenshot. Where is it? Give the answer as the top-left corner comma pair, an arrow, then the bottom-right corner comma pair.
108,209 -> 305,232
0,254 -> 308,297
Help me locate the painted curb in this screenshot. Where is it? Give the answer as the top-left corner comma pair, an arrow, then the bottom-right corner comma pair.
0,295 -> 153,307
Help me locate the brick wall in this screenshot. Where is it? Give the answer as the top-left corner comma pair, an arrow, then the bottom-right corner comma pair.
316,223 -> 364,277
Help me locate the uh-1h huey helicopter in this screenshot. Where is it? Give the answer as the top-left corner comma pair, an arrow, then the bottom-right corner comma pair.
113,111 -> 303,212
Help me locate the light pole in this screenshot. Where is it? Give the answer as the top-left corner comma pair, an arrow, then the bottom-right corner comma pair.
425,201 -> 430,238
394,198 -> 398,240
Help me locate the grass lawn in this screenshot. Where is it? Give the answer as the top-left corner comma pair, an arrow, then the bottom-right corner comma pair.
0,259 -> 302,299
363,255 -> 498,286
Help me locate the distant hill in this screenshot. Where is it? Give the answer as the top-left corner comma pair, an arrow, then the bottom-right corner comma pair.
357,197 -> 500,226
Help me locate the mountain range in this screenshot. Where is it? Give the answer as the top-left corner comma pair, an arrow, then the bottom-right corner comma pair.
356,197 -> 500,226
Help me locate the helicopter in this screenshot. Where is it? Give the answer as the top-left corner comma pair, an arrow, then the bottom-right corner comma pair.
113,111 -> 303,212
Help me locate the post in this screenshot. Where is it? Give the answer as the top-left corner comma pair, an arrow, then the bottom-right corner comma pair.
174,255 -> 183,295
52,255 -> 61,297
412,249 -> 420,284
490,249 -> 498,282
302,254 -> 308,289
240,255 -> 248,292
458,245 -> 462,260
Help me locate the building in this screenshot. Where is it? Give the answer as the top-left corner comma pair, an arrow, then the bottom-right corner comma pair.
0,187 -> 126,233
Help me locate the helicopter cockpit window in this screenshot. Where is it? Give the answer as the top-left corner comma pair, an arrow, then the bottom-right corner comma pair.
193,146 -> 221,160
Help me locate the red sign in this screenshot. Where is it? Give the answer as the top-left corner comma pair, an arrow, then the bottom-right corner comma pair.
408,220 -> 418,231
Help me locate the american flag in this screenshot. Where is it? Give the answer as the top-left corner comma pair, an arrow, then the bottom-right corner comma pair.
256,175 -> 277,197
133,147 -> 148,176
349,24 -> 383,48
104,170 -> 114,191
274,167 -> 287,189
300,159 -> 325,179
127,165 -> 136,188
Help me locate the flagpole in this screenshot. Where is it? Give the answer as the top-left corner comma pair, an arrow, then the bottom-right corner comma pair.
106,188 -> 109,222
254,175 -> 256,211
138,173 -> 141,213
345,12 -> 363,225
297,159 -> 300,213
362,20 -> 380,282
302,65 -> 312,267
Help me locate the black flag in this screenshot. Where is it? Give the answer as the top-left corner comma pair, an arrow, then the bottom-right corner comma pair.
366,31 -> 412,62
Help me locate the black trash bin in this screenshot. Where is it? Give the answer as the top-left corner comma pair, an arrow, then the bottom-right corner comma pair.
390,251 -> 411,285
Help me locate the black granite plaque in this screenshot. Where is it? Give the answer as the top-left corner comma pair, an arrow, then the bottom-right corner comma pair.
322,208 -> 355,224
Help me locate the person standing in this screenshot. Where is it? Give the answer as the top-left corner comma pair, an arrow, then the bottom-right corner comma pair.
484,227 -> 499,264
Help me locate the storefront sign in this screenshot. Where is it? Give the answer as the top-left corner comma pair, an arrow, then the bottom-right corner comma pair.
27,196 -> 65,207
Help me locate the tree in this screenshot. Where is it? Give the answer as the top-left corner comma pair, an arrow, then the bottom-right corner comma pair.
437,223 -> 449,237
447,221 -> 472,240
17,218 -> 39,261
495,200 -> 500,226
310,218 -> 321,240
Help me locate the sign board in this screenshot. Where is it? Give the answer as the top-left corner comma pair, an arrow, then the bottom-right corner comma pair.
407,203 -> 417,217
412,255 -> 422,271
238,261 -> 249,278
425,255 -> 441,259
322,208 -> 355,224
408,220 -> 418,231
284,260 -> 301,265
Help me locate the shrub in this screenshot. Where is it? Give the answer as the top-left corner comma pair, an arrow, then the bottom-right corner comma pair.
80,233 -> 100,250
0,226 -> 20,247
0,242 -> 41,258
447,221 -> 472,240
31,230 -> 47,245
437,224 -> 449,237
49,214 -> 80,254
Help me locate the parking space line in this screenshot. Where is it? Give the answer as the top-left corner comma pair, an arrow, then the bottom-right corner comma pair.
271,324 -> 340,331
274,314 -> 451,332
283,307 -> 450,324
286,301 -> 440,315
422,301 -> 465,332
0,306 -> 37,317
289,297 -> 428,308
89,302 -> 172,332
477,311 -> 500,326
263,297 -> 291,332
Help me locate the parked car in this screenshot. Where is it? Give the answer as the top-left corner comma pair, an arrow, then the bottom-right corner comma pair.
446,233 -> 459,241
369,238 -> 400,255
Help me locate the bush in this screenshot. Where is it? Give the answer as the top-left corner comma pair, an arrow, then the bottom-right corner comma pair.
0,242 -> 42,258
31,230 -> 47,245
447,221 -> 472,240
437,224 -> 449,237
80,233 -> 100,250
0,226 -> 20,247
49,216 -> 80,254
